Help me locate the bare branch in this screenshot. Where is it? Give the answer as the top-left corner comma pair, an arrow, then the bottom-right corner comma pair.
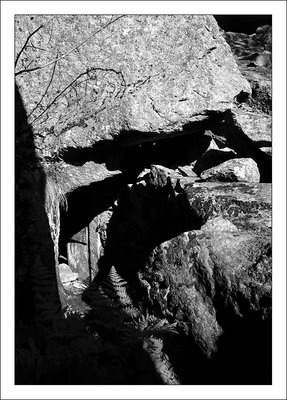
30,66 -> 126,125
30,70 -> 88,125
15,16 -> 55,68
23,56 -> 37,69
15,15 -> 125,77
27,52 -> 59,119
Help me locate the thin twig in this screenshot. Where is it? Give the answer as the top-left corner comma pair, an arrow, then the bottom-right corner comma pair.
15,16 -> 55,68
15,15 -> 124,77
27,52 -> 59,119
30,67 -> 126,125
47,17 -> 54,45
30,70 -> 88,125
24,56 -> 37,69
26,44 -> 54,53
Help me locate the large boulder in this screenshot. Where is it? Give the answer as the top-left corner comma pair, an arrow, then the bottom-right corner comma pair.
138,182 -> 271,358
16,15 -> 251,159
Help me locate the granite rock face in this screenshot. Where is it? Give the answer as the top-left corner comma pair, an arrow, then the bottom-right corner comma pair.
211,110 -> 272,182
230,108 -> 271,154
184,181 -> 271,228
138,182 -> 271,358
17,15 -> 250,157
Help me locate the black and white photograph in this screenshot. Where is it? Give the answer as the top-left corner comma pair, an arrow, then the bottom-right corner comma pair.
1,1 -> 286,399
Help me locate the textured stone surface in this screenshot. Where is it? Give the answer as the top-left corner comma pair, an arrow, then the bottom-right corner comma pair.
223,26 -> 271,115
139,183 -> 271,357
200,157 -> 260,182
212,110 -> 272,182
58,263 -> 79,284
223,25 -> 271,68
239,67 -> 271,114
184,182 -> 271,229
193,147 -> 236,176
231,109 -> 271,154
254,25 -> 272,51
18,15 -> 251,159
52,161 -> 122,194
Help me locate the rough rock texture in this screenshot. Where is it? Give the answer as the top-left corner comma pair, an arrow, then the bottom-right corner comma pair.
239,67 -> 271,114
200,157 -> 260,182
51,161 -> 122,194
17,15 -> 251,158
230,108 -> 271,154
224,27 -> 271,62
139,182 -> 271,359
223,26 -> 272,114
184,182 -> 271,229
212,109 -> 272,182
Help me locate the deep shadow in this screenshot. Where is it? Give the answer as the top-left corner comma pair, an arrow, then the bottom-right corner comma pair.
214,15 -> 272,34
121,131 -> 211,181
82,282 -> 166,384
193,148 -> 237,175
59,140 -> 123,171
59,175 -> 124,256
213,110 -> 272,183
60,129 -> 211,182
162,329 -> 214,384
162,312 -> 271,385
255,140 -> 272,148
15,83 -> 61,328
95,177 -> 205,283
88,173 -> 272,385
15,84 -> 164,385
60,112 -> 226,183
210,312 -> 272,384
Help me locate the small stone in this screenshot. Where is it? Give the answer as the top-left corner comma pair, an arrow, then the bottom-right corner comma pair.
260,147 -> 272,156
59,263 -> 78,283
200,158 -> 260,182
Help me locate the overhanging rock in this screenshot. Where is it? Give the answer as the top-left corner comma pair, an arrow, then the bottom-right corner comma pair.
18,15 -> 251,157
